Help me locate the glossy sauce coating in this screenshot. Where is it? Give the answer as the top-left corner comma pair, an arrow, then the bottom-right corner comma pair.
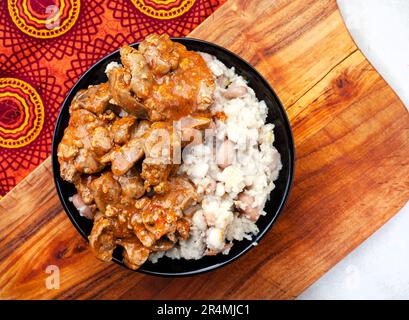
58,34 -> 215,270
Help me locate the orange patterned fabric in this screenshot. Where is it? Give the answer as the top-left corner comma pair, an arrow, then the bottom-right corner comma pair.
0,0 -> 225,197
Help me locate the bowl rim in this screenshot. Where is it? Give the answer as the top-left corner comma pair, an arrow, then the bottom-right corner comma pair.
52,37 -> 295,277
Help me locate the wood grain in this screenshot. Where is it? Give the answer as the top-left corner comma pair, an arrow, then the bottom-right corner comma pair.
0,0 -> 408,299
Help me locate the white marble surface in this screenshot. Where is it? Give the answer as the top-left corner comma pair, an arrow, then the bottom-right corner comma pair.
337,0 -> 409,107
298,0 -> 409,300
298,203 -> 409,300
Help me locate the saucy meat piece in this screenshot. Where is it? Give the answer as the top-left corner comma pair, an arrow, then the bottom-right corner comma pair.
120,46 -> 153,100
90,172 -> 145,219
129,208 -> 157,248
138,33 -> 180,76
99,120 -> 152,177
57,109 -> 113,182
140,117 -> 210,193
141,162 -> 177,194
116,237 -> 150,270
118,35 -> 215,121
107,65 -> 147,118
100,117 -> 204,189
162,177 -> 198,211
107,138 -> 145,176
70,83 -> 111,115
71,175 -> 97,219
141,121 -> 179,192
111,116 -> 136,145
90,209 -> 149,269
142,122 -> 178,158
111,206 -> 135,238
175,217 -> 190,240
75,176 -> 96,205
134,177 -> 197,240
178,115 -> 211,143
103,119 -> 150,176
70,193 -> 96,220
135,197 -> 177,240
131,119 -> 151,139
91,126 -> 113,156
73,168 -> 146,228
115,168 -> 145,204
89,171 -> 122,213
143,43 -> 215,121
88,213 -> 116,262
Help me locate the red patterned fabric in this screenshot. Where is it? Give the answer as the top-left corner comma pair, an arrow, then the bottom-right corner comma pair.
0,0 -> 225,198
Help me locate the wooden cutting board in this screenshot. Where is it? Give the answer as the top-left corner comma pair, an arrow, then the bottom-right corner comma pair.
0,0 -> 408,299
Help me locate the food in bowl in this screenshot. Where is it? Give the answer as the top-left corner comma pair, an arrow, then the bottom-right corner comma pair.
57,34 -> 282,270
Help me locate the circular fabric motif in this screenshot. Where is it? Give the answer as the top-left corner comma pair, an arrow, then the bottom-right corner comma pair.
1,0 -> 104,61
0,54 -> 63,196
7,0 -> 80,39
131,0 -> 196,19
0,78 -> 44,148
107,0 -> 224,37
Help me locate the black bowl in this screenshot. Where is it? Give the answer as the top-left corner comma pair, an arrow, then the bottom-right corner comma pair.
52,38 -> 295,276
